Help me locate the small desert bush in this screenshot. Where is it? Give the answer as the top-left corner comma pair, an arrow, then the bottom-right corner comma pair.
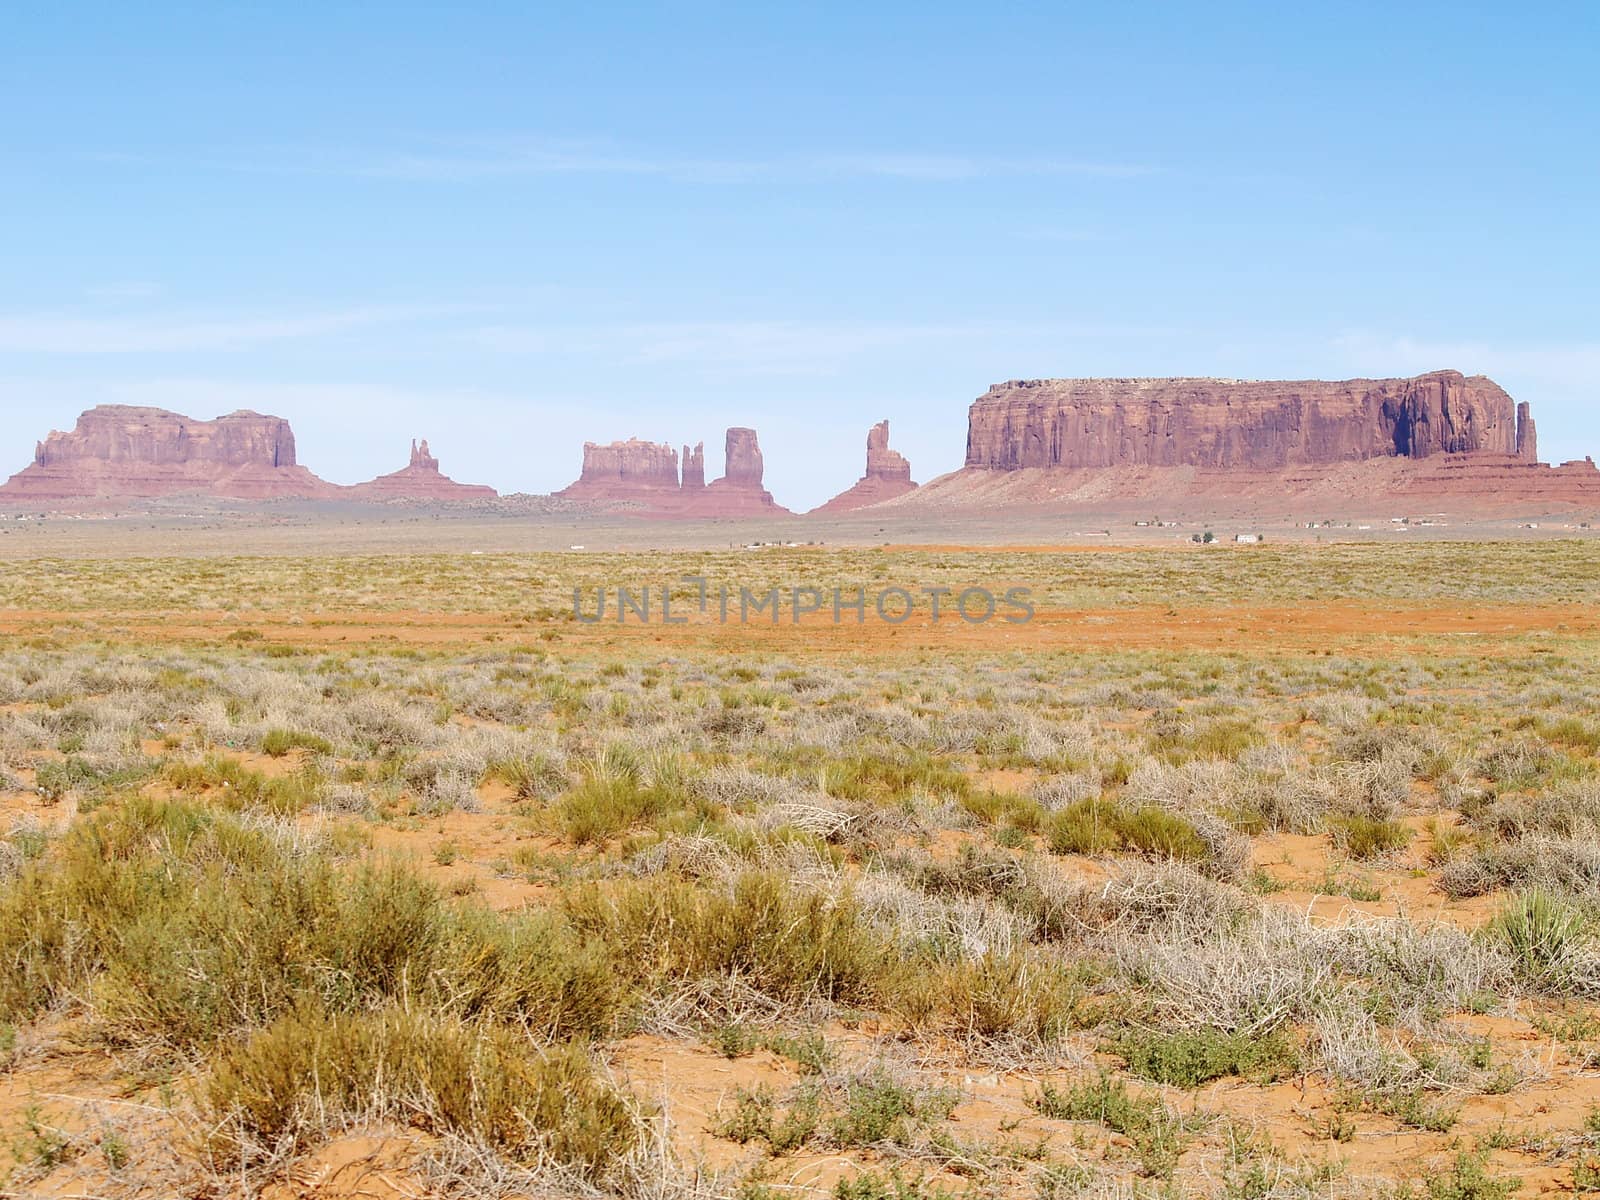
822,751 -> 970,805
0,795 -> 631,1045
1406,1151 -> 1520,1200
489,751 -> 569,800
259,728 -> 333,758
34,755 -> 154,805
891,949 -> 1086,1043
1031,1074 -> 1190,1178
1154,717 -> 1262,764
718,1071 -> 957,1155
1328,814 -> 1413,859
1106,1026 -> 1300,1087
563,870 -> 887,1005
1485,890 -> 1594,993
165,756 -> 326,816
551,750 -> 710,844
205,1005 -> 638,1177
1046,798 -> 1213,867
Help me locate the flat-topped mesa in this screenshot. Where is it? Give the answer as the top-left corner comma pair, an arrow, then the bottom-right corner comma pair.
965,370 -> 1529,471
812,419 -> 919,513
1,405 -> 339,500
352,438 -> 497,500
556,439 -> 681,501
681,442 -> 706,490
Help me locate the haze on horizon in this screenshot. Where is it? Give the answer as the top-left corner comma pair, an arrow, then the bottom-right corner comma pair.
2,3 -> 1596,510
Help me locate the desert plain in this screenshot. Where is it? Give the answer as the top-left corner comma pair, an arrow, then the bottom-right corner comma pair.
2,518 -> 1599,1200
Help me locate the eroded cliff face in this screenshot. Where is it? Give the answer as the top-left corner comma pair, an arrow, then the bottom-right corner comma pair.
813,419 -> 918,513
964,371 -> 1524,471
701,427 -> 785,514
557,429 -> 789,515
681,442 -> 706,490
556,439 -> 681,500
2,406 -> 337,499
352,439 -> 497,500
718,428 -> 765,488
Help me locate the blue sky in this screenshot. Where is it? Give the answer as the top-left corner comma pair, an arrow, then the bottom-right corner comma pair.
3,2 -> 1596,507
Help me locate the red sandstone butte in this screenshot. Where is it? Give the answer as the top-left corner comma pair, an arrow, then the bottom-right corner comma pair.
812,419 -> 918,513
351,439 -> 497,500
557,428 -> 790,515
555,438 -> 682,502
902,369 -> 1599,511
0,405 -> 340,501
700,427 -> 788,515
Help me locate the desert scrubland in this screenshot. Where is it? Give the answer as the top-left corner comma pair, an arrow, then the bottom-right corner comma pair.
2,541 -> 1600,1198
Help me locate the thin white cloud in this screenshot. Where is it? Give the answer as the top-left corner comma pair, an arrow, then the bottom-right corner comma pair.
466,318 -> 1170,377
85,139 -> 1157,185
0,306 -> 454,354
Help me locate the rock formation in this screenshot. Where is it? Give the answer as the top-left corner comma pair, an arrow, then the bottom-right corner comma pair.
702,427 -> 786,514
557,428 -> 789,515
681,442 -> 706,490
555,439 -> 681,502
963,371 -> 1530,471
352,439 -> 497,500
718,428 -> 764,488
898,369 -> 1600,513
812,419 -> 918,513
0,405 -> 339,501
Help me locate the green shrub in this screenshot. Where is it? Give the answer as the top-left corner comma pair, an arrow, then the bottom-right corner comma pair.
564,871 -> 887,1005
1418,1152 -> 1520,1200
1117,807 -> 1209,860
1045,798 -> 1208,862
260,729 -> 334,758
834,1168 -> 959,1200
892,950 -> 1084,1042
1046,797 -> 1124,855
1328,814 -> 1412,859
1107,1027 -> 1299,1087
34,757 -> 154,805
716,1084 -> 822,1155
551,752 -> 707,844
829,1073 -> 958,1147
165,756 -> 326,816
205,1005 -> 638,1177
1486,889 -> 1593,992
489,753 -> 569,801
0,796 -> 630,1046
1031,1075 -> 1189,1178
822,752 -> 969,804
